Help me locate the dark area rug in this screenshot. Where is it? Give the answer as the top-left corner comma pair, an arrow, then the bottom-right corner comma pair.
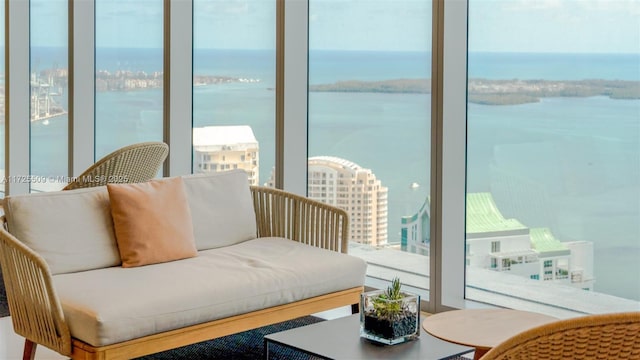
134,316 -> 325,360
134,314 -> 470,360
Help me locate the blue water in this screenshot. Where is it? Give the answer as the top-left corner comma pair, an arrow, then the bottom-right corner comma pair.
468,52 -> 640,81
7,48 -> 640,301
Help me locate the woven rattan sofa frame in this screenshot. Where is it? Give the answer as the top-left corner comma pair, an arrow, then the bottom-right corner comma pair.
63,141 -> 169,191
482,311 -> 640,360
0,186 -> 362,360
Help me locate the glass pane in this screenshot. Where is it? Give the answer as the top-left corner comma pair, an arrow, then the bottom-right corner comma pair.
30,0 -> 69,192
466,1 -> 640,316
95,0 -> 163,159
193,1 -> 276,185
308,1 -> 432,294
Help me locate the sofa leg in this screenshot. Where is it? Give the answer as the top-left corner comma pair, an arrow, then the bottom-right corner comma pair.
351,303 -> 360,314
23,339 -> 37,360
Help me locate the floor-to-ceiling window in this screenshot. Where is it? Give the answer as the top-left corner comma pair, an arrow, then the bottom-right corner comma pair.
308,0 -> 432,294
95,0 -> 164,159
3,0 -> 636,315
465,0 -> 640,316
192,1 -> 276,184
30,0 -> 69,192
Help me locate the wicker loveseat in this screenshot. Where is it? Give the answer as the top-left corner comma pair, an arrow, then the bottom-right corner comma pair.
0,169 -> 366,360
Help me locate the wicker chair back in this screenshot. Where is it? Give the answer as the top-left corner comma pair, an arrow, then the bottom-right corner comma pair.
63,141 -> 168,190
482,311 -> 640,360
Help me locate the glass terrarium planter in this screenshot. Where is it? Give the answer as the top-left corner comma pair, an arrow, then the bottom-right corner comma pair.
360,289 -> 421,345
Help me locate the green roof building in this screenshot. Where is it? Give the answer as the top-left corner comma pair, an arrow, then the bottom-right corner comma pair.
466,192 -> 528,239
401,192 -> 594,290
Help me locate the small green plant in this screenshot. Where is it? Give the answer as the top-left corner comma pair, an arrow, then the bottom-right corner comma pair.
362,277 -> 420,344
372,277 -> 404,320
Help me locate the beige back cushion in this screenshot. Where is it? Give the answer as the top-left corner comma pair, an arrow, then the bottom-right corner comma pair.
2,170 -> 257,273
182,170 -> 257,250
3,187 -> 121,275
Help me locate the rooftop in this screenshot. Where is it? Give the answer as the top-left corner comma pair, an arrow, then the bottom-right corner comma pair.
466,192 -> 528,234
309,156 -> 363,172
193,125 -> 258,147
530,228 -> 569,255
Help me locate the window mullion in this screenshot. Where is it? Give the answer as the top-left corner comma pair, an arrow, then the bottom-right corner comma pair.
165,0 -> 193,177
70,0 -> 95,175
280,0 -> 308,195
437,0 -> 468,311
6,0 -> 30,195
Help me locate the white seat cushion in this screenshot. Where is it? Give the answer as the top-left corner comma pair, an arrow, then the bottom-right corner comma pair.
52,237 -> 367,346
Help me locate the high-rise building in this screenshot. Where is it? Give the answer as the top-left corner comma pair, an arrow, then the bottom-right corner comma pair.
193,125 -> 259,185
400,199 -> 430,256
307,156 -> 388,247
266,156 -> 388,246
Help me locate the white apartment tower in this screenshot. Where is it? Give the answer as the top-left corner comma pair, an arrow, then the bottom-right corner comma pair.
193,125 -> 259,185
307,156 -> 388,247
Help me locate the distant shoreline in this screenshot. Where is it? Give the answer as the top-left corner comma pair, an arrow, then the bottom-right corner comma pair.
309,78 -> 640,105
2,77 -> 637,123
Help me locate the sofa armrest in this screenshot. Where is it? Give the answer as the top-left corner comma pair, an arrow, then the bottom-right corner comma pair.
250,186 -> 350,254
0,218 -> 71,356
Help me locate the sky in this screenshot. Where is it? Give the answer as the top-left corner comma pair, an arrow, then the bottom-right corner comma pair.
17,0 -> 640,54
469,0 -> 640,53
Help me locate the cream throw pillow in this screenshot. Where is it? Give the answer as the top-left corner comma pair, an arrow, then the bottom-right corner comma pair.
107,177 -> 197,268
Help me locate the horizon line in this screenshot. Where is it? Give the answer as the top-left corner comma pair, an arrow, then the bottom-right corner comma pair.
21,46 -> 640,56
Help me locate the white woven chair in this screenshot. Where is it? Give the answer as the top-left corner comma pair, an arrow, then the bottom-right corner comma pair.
63,142 -> 168,190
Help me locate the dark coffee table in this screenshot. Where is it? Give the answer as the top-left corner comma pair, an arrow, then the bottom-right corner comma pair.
264,314 -> 473,359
